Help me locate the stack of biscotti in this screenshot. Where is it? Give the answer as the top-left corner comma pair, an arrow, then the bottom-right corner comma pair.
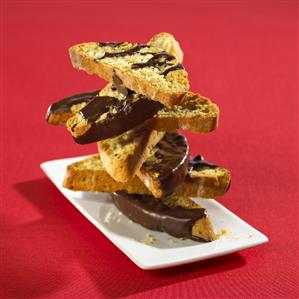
46,33 -> 231,242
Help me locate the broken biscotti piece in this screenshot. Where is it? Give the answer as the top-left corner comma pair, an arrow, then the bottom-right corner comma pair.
69,41 -> 189,106
136,132 -> 190,198
148,32 -> 183,63
98,124 -> 165,183
112,191 -> 216,242
63,155 -> 231,199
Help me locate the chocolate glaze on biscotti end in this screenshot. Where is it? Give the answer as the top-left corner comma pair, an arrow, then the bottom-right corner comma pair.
188,155 -> 218,172
46,89 -> 100,125
48,85 -> 219,134
66,74 -> 163,144
62,155 -> 231,199
111,192 -> 216,242
69,41 -> 189,106
137,132 -> 189,198
173,155 -> 231,198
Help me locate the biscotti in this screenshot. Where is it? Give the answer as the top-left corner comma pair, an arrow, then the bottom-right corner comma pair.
176,155 -> 231,198
63,155 -> 231,199
95,90 -> 218,183
45,32 -> 232,245
153,91 -> 219,133
50,85 -> 218,136
136,132 -> 190,198
66,74 -> 163,144
63,155 -> 149,194
112,192 -> 216,242
98,124 -> 165,183
69,41 -> 189,106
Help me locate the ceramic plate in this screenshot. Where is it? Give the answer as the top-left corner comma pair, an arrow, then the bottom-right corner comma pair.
41,155 -> 268,270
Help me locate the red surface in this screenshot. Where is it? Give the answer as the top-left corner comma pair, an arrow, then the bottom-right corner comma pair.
1,1 -> 298,298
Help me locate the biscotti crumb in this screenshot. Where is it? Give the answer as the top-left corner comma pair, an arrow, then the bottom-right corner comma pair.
103,210 -> 114,224
216,227 -> 229,239
103,209 -> 121,224
142,233 -> 156,245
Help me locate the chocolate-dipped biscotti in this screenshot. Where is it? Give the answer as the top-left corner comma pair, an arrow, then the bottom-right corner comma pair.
65,75 -> 218,144
48,84 -> 219,134
112,192 -> 216,242
45,32 -> 231,242
136,132 -> 190,198
62,155 -> 231,199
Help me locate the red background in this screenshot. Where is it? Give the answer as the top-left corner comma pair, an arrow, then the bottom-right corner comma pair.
1,1 -> 298,298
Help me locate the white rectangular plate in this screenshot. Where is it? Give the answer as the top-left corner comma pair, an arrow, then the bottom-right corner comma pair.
41,155 -> 268,270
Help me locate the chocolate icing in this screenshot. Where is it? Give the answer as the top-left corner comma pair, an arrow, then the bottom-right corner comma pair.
96,43 -> 149,60
131,51 -> 175,69
162,63 -> 184,76
73,74 -> 163,144
188,155 -> 218,173
46,90 -> 99,122
98,42 -> 126,47
111,191 -> 207,241
141,132 -> 189,196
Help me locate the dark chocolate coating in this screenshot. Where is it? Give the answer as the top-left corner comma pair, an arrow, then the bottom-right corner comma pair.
188,155 -> 218,172
73,75 -> 163,144
74,96 -> 162,144
141,132 -> 190,196
131,51 -> 175,69
111,191 -> 207,241
45,89 -> 99,122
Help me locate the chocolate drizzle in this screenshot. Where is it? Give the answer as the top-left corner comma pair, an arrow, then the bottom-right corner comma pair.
98,42 -> 126,47
73,74 -> 163,144
141,132 -> 190,196
111,192 -> 207,241
96,43 -> 149,61
46,89 -> 100,122
96,42 -> 184,76
188,155 -> 218,173
131,51 -> 175,69
162,63 -> 184,76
